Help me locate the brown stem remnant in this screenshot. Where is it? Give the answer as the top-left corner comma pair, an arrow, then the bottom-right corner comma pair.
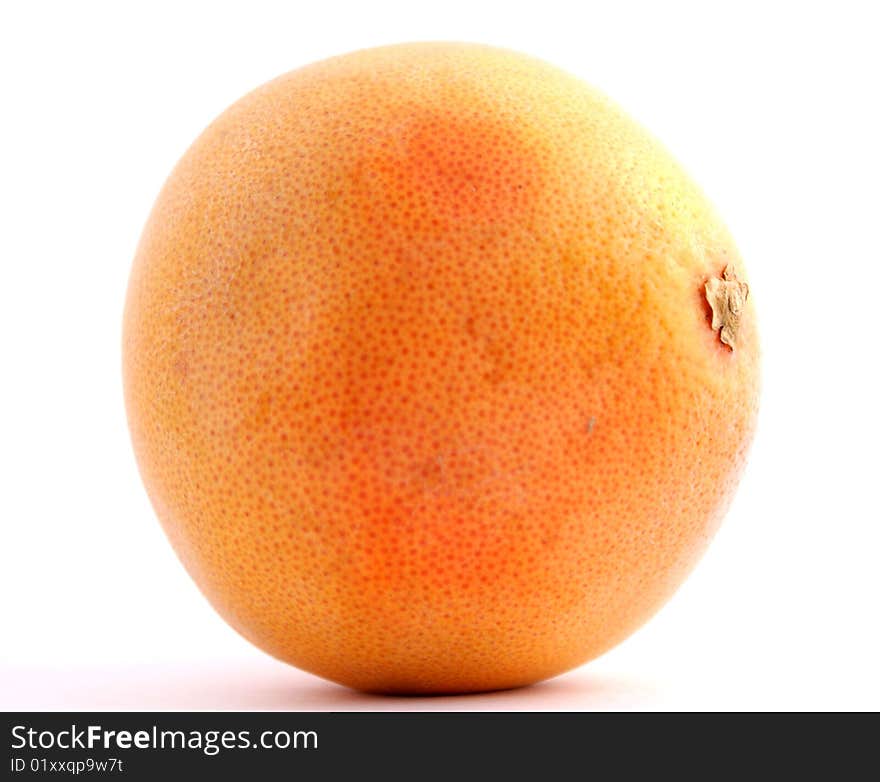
705,265 -> 749,350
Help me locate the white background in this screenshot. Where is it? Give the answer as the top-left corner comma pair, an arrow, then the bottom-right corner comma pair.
1,1 -> 878,711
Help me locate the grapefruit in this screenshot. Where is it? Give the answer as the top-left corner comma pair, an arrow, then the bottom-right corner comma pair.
123,43 -> 760,693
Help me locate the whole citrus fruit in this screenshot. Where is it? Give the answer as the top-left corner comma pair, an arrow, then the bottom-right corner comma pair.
123,43 -> 759,693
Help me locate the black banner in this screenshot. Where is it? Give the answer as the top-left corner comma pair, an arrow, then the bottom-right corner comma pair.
1,712 -> 869,778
